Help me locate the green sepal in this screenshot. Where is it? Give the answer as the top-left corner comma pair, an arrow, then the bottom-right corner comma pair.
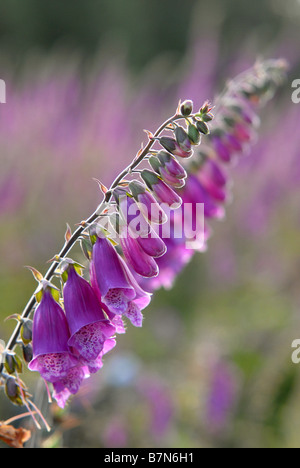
188,123 -> 201,145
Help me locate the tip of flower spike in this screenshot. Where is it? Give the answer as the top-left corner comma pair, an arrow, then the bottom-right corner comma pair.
200,100 -> 214,115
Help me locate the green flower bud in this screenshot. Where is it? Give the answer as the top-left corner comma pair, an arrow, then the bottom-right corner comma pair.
22,343 -> 33,364
4,352 -> 15,374
180,99 -> 193,116
21,319 -> 33,345
187,123 -> 201,145
149,155 -> 163,174
5,377 -> 23,406
196,120 -> 210,135
174,126 -> 192,152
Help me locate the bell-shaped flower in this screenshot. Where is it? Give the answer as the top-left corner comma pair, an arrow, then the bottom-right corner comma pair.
141,170 -> 182,209
183,175 -> 225,220
158,136 -> 193,158
157,151 -> 187,180
63,266 -> 116,362
197,157 -> 228,202
91,233 -> 136,315
121,258 -> 152,327
28,289 -> 78,383
119,223 -> 159,278
129,180 -> 168,225
114,188 -> 167,258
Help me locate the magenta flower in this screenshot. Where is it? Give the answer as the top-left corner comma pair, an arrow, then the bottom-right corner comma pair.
84,337 -> 117,374
141,169 -> 182,209
158,136 -> 193,158
115,189 -> 167,258
211,134 -> 231,162
63,266 -> 115,362
183,174 -> 225,220
156,166 -> 186,189
119,224 -> 159,278
28,289 -> 78,383
121,258 -> 152,327
129,180 -> 168,225
197,156 -> 228,202
157,151 -> 187,180
91,233 -> 136,314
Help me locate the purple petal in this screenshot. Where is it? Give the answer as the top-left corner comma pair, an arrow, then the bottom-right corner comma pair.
29,352 -> 78,383
120,225 -> 159,278
92,234 -> 136,313
68,321 -> 115,362
124,302 -> 143,327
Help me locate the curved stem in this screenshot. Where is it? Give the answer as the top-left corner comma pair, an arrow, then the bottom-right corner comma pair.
0,111 -> 181,370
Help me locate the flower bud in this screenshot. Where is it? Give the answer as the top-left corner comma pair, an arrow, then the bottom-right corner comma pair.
157,151 -> 187,179
180,99 -> 193,116
21,319 -> 33,345
22,343 -> 33,364
187,123 -> 201,145
4,351 -> 23,374
5,377 -> 23,406
202,112 -> 214,122
196,120 -> 210,135
149,155 -> 162,174
4,352 -> 15,374
141,169 -> 182,209
149,155 -> 185,189
158,136 -> 193,159
174,126 -> 192,152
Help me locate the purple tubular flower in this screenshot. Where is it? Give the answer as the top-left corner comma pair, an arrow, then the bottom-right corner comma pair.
141,170 -> 182,209
158,166 -> 186,189
63,266 -> 116,362
157,151 -> 187,179
91,233 -> 136,315
119,224 -> 159,278
85,337 -> 117,374
224,133 -> 243,153
197,157 -> 228,202
136,229 -> 167,258
116,190 -> 167,258
129,180 -> 168,225
233,121 -> 253,142
120,258 -> 152,326
183,174 -> 225,220
174,126 -> 192,152
28,290 -> 78,383
140,237 -> 195,292
159,136 -> 193,158
211,135 -> 231,162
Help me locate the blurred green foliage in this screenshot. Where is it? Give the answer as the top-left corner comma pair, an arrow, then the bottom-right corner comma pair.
0,0 -> 291,70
